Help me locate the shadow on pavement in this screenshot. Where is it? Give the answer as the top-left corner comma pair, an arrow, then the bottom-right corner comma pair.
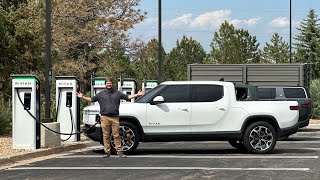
90,147 -> 246,155
89,147 -> 315,155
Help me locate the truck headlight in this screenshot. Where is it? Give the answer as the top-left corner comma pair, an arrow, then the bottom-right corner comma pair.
83,110 -> 89,122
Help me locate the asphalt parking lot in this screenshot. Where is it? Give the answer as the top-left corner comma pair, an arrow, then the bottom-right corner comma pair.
2,130 -> 320,180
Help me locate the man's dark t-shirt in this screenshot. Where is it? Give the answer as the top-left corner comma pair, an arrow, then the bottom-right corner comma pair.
91,89 -> 129,116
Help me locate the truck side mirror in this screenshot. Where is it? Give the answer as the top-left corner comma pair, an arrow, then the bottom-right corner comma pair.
151,96 -> 164,105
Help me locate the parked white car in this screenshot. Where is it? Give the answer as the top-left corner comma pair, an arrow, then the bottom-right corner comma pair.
82,81 -> 300,154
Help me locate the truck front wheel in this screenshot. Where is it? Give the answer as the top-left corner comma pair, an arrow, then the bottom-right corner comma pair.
110,121 -> 140,154
243,121 -> 276,154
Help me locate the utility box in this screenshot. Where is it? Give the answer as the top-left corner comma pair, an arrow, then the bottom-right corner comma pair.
118,78 -> 137,102
12,74 -> 40,150
142,80 -> 158,93
55,76 -> 80,142
91,77 -> 106,105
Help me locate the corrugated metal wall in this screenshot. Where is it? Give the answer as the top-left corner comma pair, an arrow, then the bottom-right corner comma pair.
187,64 -> 245,84
188,63 -> 309,87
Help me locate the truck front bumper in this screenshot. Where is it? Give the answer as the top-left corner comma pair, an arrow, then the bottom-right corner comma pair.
82,125 -> 103,143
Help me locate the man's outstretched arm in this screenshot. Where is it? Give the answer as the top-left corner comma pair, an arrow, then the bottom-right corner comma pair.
128,90 -> 145,100
77,92 -> 92,102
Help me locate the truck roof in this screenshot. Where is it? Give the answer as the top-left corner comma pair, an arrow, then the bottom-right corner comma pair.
161,81 -> 234,86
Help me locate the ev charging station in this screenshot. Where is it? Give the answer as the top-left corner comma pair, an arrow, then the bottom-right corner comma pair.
12,75 -> 40,150
55,76 -> 80,142
118,78 -> 137,102
91,77 -> 106,105
142,80 -> 158,93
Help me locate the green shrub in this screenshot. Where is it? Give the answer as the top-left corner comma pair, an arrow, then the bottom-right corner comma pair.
0,95 -> 12,135
310,79 -> 320,119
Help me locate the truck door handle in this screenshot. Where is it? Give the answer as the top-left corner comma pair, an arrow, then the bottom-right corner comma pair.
217,107 -> 226,111
178,107 -> 188,111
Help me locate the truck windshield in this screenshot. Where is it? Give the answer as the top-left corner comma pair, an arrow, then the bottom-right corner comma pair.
135,85 -> 165,103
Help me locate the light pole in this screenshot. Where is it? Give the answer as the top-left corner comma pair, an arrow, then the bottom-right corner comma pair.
158,0 -> 162,83
290,0 -> 292,63
44,0 -> 52,122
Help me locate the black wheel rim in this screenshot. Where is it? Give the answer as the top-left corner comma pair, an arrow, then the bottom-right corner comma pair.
110,125 -> 136,152
249,125 -> 274,151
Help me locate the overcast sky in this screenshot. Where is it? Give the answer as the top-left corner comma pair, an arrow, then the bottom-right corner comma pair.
130,0 -> 320,52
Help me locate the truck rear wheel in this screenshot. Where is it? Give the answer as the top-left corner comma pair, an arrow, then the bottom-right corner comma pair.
243,121 -> 276,154
110,121 -> 140,154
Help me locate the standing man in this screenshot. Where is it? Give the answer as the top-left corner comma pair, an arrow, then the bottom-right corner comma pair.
77,77 -> 144,158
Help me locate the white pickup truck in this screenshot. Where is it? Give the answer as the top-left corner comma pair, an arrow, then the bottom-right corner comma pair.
82,81 -> 300,154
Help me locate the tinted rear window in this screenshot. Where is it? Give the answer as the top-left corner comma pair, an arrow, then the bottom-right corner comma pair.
283,88 -> 306,98
258,88 -> 276,99
191,85 -> 224,102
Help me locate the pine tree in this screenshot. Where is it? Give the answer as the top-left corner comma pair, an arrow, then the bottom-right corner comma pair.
167,35 -> 206,80
209,21 -> 260,64
261,33 -> 289,63
294,9 -> 320,78
132,39 -> 166,83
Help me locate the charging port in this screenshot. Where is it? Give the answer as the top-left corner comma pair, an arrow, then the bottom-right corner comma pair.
66,92 -> 72,107
24,93 -> 31,110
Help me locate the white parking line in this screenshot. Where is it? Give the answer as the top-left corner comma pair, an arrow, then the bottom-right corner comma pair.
7,167 -> 310,171
278,141 -> 320,144
56,155 -> 318,159
306,148 -> 320,151
284,147 -> 320,151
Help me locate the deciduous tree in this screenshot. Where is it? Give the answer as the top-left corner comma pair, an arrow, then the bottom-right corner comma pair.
52,0 -> 146,89
0,0 -> 45,100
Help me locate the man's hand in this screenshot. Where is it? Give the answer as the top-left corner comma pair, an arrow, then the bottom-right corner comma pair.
77,92 -> 92,102
76,92 -> 83,98
137,90 -> 145,96
128,90 -> 145,100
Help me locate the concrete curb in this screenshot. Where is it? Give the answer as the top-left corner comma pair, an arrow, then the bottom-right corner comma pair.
0,141 -> 92,167
299,124 -> 320,132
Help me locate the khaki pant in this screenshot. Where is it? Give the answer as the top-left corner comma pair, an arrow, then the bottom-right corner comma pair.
100,115 -> 122,154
